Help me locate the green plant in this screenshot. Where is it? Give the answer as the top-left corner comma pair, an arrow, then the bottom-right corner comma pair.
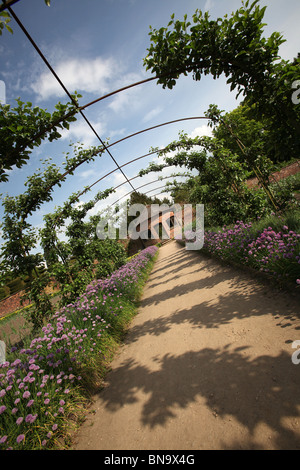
21,272 -> 53,331
143,0 -> 300,160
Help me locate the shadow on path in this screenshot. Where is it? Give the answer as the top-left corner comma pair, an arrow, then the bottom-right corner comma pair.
98,346 -> 300,449
85,242 -> 300,450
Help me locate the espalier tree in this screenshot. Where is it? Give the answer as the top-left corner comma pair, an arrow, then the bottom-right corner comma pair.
0,96 -> 80,183
139,125 -> 277,227
204,104 -> 278,211
39,186 -> 126,309
143,0 -> 300,161
0,119 -> 110,329
0,93 -> 112,327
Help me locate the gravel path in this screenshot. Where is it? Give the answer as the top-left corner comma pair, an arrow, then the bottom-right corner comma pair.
73,240 -> 300,450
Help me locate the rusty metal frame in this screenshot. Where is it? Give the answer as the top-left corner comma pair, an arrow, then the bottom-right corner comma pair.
3,2 -> 208,222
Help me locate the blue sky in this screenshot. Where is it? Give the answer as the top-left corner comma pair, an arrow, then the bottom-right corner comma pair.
0,0 -> 300,249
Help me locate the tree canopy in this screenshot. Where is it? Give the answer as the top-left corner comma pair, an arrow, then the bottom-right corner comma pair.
143,0 -> 300,155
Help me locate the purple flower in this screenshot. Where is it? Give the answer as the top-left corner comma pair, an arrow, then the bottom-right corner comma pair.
16,434 -> 25,444
23,391 -> 30,399
52,424 -> 58,431
25,414 -> 37,424
16,417 -> 24,425
0,405 -> 6,414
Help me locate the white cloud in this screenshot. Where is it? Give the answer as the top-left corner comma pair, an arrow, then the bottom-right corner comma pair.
78,168 -> 97,180
60,117 -> 107,146
107,86 -> 142,114
73,200 -> 85,210
108,90 -> 132,113
31,56 -> 117,100
189,125 -> 213,139
108,128 -> 127,140
204,0 -> 214,12
142,106 -> 163,123
107,72 -> 145,114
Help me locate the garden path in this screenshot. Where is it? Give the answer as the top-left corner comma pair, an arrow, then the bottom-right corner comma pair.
73,240 -> 300,450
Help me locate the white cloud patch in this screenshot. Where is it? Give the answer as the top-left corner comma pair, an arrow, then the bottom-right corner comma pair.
60,117 -> 107,146
142,106 -> 163,123
107,86 -> 142,114
107,72 -> 145,114
189,125 -> 213,139
204,0 -> 214,12
108,90 -> 132,113
78,168 -> 97,180
31,56 -> 117,100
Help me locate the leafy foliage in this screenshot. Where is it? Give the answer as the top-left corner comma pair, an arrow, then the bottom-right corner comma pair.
139,123 -> 290,226
0,10 -> 12,35
144,0 -> 300,159
0,96 -> 80,182
39,187 -> 128,307
144,0 -> 284,95
0,138 -> 110,329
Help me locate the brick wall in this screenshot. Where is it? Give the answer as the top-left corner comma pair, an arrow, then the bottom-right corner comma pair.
0,291 -> 30,319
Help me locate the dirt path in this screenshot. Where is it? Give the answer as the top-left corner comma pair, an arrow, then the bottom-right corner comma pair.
73,241 -> 300,450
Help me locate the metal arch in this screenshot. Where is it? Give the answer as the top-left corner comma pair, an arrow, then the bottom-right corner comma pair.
76,116 -> 207,198
4,3 -> 210,222
8,6 -> 136,192
109,181 -> 179,208
0,0 -> 21,13
105,117 -> 207,150
6,4 -> 211,204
